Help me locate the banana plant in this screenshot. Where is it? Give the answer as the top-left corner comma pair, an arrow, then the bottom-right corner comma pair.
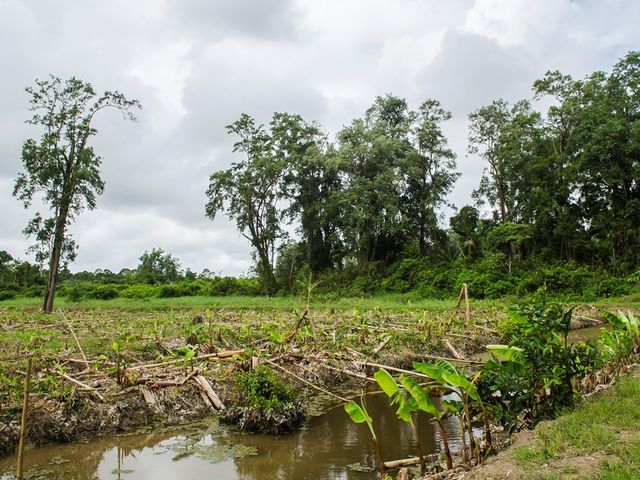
601,311 -> 640,373
413,359 -> 488,459
374,368 -> 427,474
604,311 -> 639,342
486,344 -> 524,362
344,394 -> 387,479
399,374 -> 453,470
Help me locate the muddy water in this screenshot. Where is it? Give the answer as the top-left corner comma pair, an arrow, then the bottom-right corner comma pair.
472,325 -> 609,363
0,394 -> 468,480
567,325 -> 608,342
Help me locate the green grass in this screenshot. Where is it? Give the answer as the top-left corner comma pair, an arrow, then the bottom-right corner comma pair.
0,294 -> 479,312
511,371 -> 640,479
2,291 -> 637,313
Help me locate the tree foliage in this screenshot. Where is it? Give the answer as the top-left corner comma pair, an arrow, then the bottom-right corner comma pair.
13,75 -> 140,312
136,248 -> 181,284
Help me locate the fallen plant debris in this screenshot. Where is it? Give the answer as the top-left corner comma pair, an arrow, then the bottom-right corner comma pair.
0,302 -> 503,455
0,299 -> 637,480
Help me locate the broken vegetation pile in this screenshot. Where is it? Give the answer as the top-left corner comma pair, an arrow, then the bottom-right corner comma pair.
0,300 -> 501,455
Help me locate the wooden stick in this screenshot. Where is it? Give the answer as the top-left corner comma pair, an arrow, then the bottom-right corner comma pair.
141,387 -> 159,411
354,361 -> 438,384
463,283 -> 471,324
574,315 -> 602,324
264,359 -> 350,403
59,309 -> 89,371
198,388 -> 216,411
49,370 -> 105,401
194,375 -> 226,410
323,363 -> 375,382
149,368 -> 200,387
443,339 -> 464,360
396,467 -> 411,480
372,335 -> 391,355
127,350 -> 243,371
455,285 -> 464,311
384,453 -> 439,469
16,357 -> 32,480
284,308 -> 309,343
217,349 -> 244,358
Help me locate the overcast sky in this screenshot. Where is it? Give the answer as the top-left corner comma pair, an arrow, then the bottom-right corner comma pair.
1,0 -> 638,275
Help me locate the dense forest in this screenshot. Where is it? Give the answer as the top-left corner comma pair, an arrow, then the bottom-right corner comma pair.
3,52 -> 640,302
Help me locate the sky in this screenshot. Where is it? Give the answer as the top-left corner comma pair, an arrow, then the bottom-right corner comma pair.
1,0 -> 639,276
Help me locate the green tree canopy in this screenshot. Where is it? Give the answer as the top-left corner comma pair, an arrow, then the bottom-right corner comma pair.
13,75 -> 140,312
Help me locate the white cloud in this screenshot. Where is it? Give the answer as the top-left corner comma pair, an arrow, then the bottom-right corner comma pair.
1,0 -> 638,274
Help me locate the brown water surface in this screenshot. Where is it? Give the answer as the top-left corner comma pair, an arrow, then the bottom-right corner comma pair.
0,393 -> 467,480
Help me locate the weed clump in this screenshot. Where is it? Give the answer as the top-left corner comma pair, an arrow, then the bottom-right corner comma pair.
222,365 -> 304,434
236,365 -> 298,410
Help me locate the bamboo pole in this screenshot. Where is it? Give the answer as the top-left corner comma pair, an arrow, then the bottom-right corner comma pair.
194,375 -> 226,410
59,309 -> 89,370
127,350 -> 243,371
443,339 -> 464,360
352,361 -> 438,384
16,357 -> 32,480
463,283 -> 471,324
48,369 -> 105,401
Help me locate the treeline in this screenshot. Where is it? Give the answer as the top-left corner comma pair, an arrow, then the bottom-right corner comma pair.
4,52 -> 640,303
1,247 -> 635,301
0,248 -> 261,301
204,51 -> 640,297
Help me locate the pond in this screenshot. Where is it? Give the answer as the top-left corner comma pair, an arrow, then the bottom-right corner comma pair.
0,393 -> 469,480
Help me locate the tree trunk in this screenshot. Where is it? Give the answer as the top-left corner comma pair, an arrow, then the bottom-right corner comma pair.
43,222 -> 65,313
43,199 -> 70,313
419,222 -> 426,257
255,244 -> 277,294
497,182 -> 507,224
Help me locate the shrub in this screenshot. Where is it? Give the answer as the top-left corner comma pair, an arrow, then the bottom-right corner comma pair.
66,284 -> 84,302
235,365 -> 299,410
478,299 -> 600,431
24,285 -> 45,297
209,276 -> 262,296
120,284 -> 158,299
592,277 -> 633,298
0,290 -> 16,301
539,263 -> 592,294
90,284 -> 120,300
158,284 -> 185,298
209,276 -> 237,296
158,281 -> 206,298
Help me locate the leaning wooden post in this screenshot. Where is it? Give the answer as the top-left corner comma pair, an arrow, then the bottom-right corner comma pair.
16,356 -> 33,480
463,283 -> 471,324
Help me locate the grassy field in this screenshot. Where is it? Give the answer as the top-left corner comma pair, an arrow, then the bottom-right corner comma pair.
0,293 -> 471,311
469,368 -> 640,480
1,292 -> 638,312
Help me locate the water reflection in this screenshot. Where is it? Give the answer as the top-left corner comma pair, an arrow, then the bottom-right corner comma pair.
0,394 -> 467,480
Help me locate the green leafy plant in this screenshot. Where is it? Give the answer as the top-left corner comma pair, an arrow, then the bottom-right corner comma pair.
344,394 -> 387,479
374,368 -> 427,474
399,374 -> 454,470
478,299 -> 599,431
235,365 -> 298,410
413,359 -> 486,460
